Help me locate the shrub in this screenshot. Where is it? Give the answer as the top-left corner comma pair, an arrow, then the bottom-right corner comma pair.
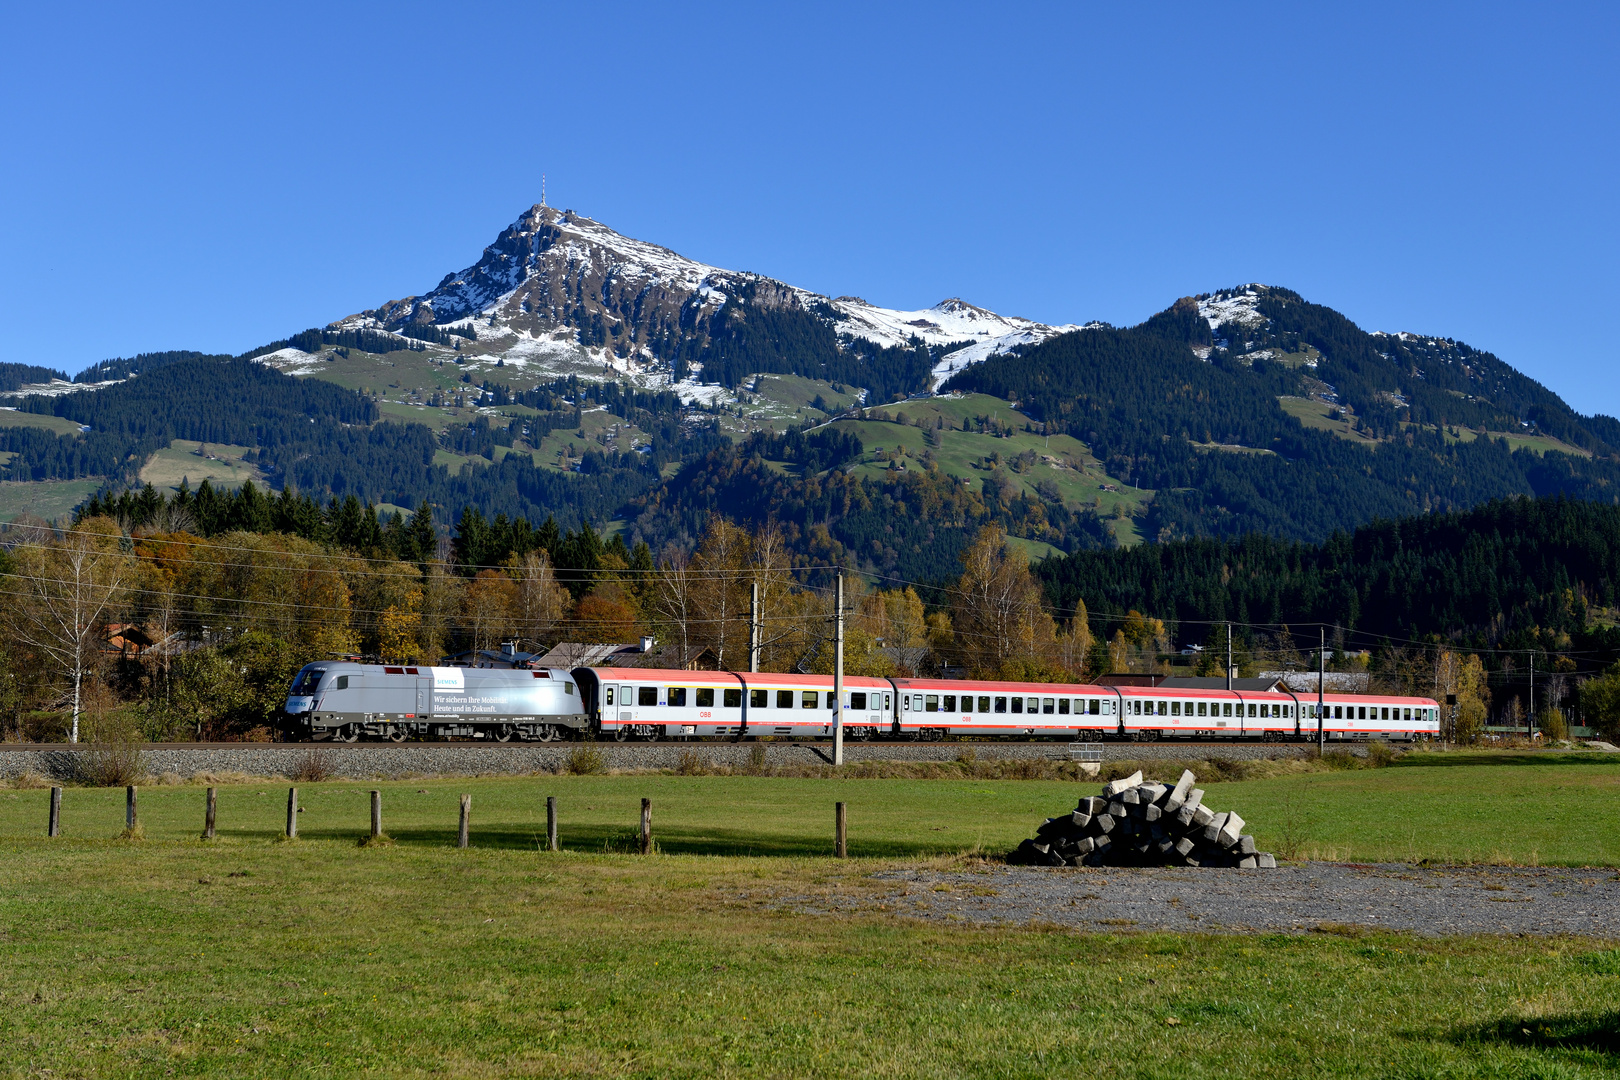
288,751 -> 334,783
746,744 -> 768,774
675,750 -> 708,776
565,746 -> 605,775
1366,740 -> 1399,767
75,742 -> 146,787
1537,708 -> 1569,741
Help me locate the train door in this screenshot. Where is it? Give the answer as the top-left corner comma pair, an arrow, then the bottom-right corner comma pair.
416,677 -> 430,718
621,684 -> 633,726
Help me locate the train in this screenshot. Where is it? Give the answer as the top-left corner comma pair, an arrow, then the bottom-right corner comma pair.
283,661 -> 1441,743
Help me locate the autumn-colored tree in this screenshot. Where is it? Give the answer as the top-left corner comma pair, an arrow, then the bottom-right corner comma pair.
505,551 -> 569,647
859,588 -> 930,674
8,521 -> 133,742
571,593 -> 640,642
378,587 -> 424,662
690,518 -> 752,669
1581,663 -> 1620,740
950,524 -> 1055,677
462,569 -> 517,654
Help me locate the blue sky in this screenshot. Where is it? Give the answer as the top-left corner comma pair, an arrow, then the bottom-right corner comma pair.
3,2 -> 1616,413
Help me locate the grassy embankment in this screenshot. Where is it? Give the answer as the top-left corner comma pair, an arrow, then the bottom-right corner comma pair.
2,753 -> 1618,1077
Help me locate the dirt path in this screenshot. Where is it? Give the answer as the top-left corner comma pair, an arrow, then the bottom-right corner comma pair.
837,863 -> 1620,937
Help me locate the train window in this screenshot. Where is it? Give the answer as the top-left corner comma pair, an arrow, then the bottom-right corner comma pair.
802,691 -> 819,709
1058,698 -> 1070,715
1086,698 -> 1098,715
639,686 -> 658,707
884,693 -> 891,710
696,688 -> 714,708
925,695 -> 939,712
959,696 -> 971,714
994,696 -> 1007,713
1404,708 -> 1412,722
975,696 -> 988,712
334,676 -> 349,690
942,695 -> 956,711
724,689 -> 741,708
605,687 -> 614,706
1168,701 -> 1178,717
1042,698 -> 1055,715
1156,701 -> 1167,716
667,688 -> 686,707
851,692 -> 867,709
565,682 -> 575,696
777,690 -> 793,709
1011,697 -> 1023,714
748,689 -> 764,708
1382,707 -> 1390,720
1195,702 -> 1206,717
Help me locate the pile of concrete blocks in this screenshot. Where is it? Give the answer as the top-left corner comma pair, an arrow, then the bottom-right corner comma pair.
1007,769 -> 1276,869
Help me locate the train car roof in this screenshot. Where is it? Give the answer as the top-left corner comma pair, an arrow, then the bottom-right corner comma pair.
576,667 -> 745,683
733,671 -> 893,687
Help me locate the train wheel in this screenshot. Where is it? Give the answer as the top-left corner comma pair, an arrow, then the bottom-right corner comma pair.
493,724 -> 514,743
388,727 -> 408,743
614,726 -> 631,742
339,725 -> 360,743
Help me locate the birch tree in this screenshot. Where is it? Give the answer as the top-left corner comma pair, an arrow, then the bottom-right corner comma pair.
10,526 -> 133,743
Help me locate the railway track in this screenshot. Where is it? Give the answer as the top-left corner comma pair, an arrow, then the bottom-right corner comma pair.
1,740 -> 1319,751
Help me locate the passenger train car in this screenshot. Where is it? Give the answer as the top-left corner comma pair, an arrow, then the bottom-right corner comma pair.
284,660 -> 1440,743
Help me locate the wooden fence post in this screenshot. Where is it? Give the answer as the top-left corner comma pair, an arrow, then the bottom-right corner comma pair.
48,787 -> 61,838
126,786 -> 137,832
458,794 -> 471,848
546,796 -> 558,852
370,790 -> 382,837
286,787 -> 298,839
640,798 -> 652,855
835,801 -> 847,859
203,787 -> 217,840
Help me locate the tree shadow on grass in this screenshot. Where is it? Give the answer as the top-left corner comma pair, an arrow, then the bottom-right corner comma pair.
1453,1010 -> 1620,1060
334,824 -> 973,858
1393,752 -> 1620,769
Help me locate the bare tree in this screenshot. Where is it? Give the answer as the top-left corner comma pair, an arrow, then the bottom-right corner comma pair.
653,545 -> 698,654
9,527 -> 133,743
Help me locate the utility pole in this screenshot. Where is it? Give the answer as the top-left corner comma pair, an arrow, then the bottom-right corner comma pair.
833,572 -> 845,767
749,582 -> 760,673
1317,627 -> 1326,754
1528,652 -> 1535,739
1226,622 -> 1232,692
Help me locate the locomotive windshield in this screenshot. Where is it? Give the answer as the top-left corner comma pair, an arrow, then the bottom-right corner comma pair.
289,667 -> 327,696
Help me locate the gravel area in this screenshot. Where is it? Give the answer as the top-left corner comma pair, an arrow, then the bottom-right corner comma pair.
0,740 -> 1315,780
850,863 -> 1620,937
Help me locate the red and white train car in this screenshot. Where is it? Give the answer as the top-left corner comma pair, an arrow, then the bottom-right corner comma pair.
572,667 -> 1439,742
572,668 -> 894,741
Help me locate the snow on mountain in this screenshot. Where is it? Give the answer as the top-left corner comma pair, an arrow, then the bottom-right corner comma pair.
329,205 -> 1078,397
1197,287 -> 1268,330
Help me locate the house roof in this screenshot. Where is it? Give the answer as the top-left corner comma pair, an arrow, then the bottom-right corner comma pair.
535,642 -> 716,669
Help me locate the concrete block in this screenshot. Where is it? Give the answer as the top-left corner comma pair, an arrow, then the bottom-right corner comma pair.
1164,769 -> 1197,811
1074,836 -> 1095,855
1119,787 -> 1140,805
1102,771 -> 1143,797
1092,813 -> 1115,835
1107,801 -> 1128,818
1238,855 -> 1258,869
1032,841 -> 1050,854
1072,811 -> 1093,830
1174,837 -> 1194,857
1143,804 -> 1162,822
1200,811 -> 1229,843
1236,834 -> 1257,855
1076,796 -> 1108,816
1138,782 -> 1167,805
1217,811 -> 1246,848
1190,804 -> 1215,828
1256,853 -> 1276,869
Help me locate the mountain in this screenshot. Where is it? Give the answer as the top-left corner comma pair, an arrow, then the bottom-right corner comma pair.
324,204 -> 1079,400
5,208 -> 1620,564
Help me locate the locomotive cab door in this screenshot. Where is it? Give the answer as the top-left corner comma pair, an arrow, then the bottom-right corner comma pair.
416,678 -> 430,718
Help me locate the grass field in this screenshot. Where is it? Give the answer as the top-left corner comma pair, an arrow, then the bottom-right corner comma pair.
0,477 -> 105,523
138,440 -> 264,494
4,758 -> 1620,1077
0,408 -> 84,436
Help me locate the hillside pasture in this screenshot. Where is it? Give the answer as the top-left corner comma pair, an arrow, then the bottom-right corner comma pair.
138,440 -> 264,494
